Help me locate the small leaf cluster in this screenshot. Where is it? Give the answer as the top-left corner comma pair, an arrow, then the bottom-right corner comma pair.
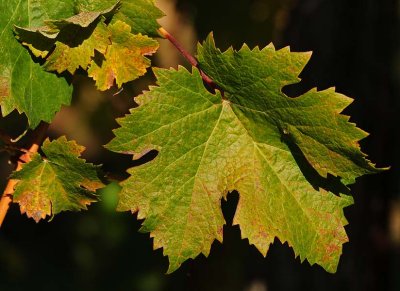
0,0 -> 162,127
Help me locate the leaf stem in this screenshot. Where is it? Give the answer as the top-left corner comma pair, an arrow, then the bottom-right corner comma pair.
158,27 -> 222,93
0,122 -> 49,228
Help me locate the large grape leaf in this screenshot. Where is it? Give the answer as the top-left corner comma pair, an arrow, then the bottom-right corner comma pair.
107,36 -> 384,273
76,0 -> 164,36
11,137 -> 103,222
0,0 -> 74,128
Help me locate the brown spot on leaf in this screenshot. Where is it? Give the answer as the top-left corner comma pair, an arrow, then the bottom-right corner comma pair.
0,74 -> 10,100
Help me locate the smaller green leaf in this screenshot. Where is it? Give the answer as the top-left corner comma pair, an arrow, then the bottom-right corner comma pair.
88,20 -> 159,90
0,0 -> 74,128
11,137 -> 103,222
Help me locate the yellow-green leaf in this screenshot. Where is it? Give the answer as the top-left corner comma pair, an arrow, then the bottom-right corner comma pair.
43,20 -> 110,74
88,20 -> 159,90
17,11 -> 158,90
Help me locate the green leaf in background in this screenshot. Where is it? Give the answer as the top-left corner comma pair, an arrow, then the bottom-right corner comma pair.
14,1 -> 121,41
12,137 -> 103,222
0,0 -> 74,128
107,37 -> 384,273
88,20 -> 159,90
76,0 -> 164,36
13,0 -> 121,61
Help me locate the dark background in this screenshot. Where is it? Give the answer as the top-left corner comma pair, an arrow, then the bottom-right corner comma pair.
0,0 -> 398,290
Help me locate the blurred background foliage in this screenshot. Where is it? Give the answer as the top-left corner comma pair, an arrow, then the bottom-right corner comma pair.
0,0 -> 399,290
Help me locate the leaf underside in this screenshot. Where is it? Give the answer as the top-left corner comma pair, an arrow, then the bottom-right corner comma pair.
12,137 -> 103,222
107,35 -> 384,273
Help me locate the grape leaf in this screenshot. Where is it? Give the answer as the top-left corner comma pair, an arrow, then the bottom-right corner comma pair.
107,37 -> 384,273
11,137 -> 103,222
43,19 -> 158,90
87,20 -> 159,90
0,0 -> 74,128
76,0 -> 164,36
13,1 -> 121,64
16,11 -> 158,90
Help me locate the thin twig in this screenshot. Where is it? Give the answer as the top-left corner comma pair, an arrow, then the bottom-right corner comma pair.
0,122 -> 49,228
158,27 -> 222,93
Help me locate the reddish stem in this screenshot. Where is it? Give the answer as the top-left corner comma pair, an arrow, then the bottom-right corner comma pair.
158,27 -> 221,93
0,122 -> 49,228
